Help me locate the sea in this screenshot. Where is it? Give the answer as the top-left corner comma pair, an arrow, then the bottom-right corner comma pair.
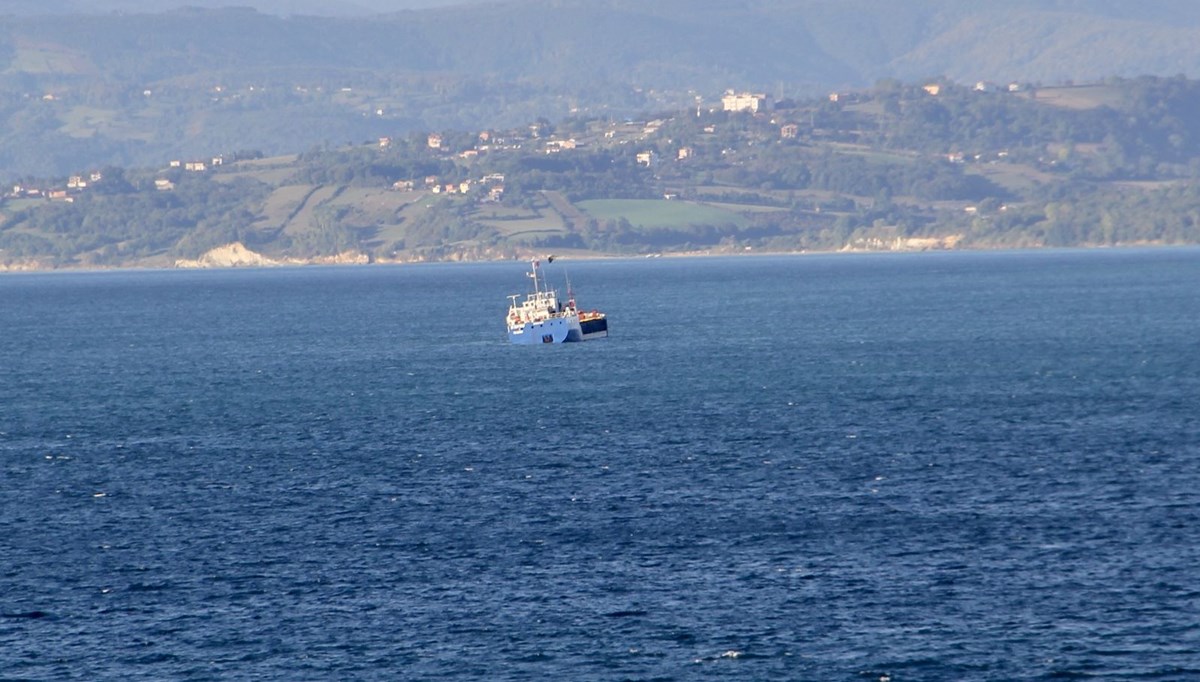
1,249 -> 1198,681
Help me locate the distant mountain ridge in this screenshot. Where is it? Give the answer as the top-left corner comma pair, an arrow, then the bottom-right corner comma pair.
7,1 -> 1200,85
5,0 -> 1200,177
0,1 -> 485,16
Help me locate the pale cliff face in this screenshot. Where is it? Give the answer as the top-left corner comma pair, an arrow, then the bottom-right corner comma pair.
175,243 -> 275,269
174,242 -> 370,268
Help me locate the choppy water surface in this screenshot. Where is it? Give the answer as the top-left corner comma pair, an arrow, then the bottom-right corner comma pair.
2,250 -> 1199,680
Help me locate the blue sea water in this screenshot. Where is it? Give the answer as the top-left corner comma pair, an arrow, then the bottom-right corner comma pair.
2,249 -> 1199,681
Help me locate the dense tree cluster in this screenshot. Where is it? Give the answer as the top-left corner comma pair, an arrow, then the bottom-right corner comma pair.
0,175 -> 269,265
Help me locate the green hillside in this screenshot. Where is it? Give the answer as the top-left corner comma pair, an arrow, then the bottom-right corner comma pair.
578,200 -> 747,230
5,75 -> 1200,268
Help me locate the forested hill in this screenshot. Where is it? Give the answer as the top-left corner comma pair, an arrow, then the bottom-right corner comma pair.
6,1 -> 1200,176
5,75 -> 1200,269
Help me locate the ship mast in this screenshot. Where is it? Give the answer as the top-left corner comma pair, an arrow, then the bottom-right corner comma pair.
528,258 -> 541,294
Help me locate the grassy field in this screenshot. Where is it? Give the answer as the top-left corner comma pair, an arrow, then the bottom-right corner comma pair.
59,107 -> 118,139
1,198 -> 49,215
279,185 -> 340,237
325,187 -> 411,212
216,166 -> 297,186
497,228 -> 568,244
235,154 -> 301,168
828,142 -> 918,165
6,42 -> 88,75
577,199 -> 747,229
254,185 -> 317,230
374,201 -> 434,244
479,215 -> 567,236
967,162 -> 1061,195
701,201 -> 788,214
1027,85 -> 1123,110
218,155 -> 303,186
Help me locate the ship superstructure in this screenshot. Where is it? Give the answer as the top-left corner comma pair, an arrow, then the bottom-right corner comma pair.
506,258 -> 608,344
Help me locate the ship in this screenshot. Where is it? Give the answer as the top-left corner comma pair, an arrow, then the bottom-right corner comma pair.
506,258 -> 608,344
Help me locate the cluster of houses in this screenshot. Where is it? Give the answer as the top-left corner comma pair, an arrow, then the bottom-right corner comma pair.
9,171 -> 104,203
399,114 -> 694,188
168,156 -> 224,172
12,82 -> 1039,209
7,149 -> 234,201
946,149 -> 1010,164
156,155 -> 226,190
383,119 -> 673,201
405,128 -> 531,155
7,151 -> 233,200
923,81 -> 1025,96
392,172 -> 507,202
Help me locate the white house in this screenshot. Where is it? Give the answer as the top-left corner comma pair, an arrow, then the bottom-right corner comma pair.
722,91 -> 771,113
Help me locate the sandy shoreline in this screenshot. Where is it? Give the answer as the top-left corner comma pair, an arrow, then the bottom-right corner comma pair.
0,241 -> 1189,275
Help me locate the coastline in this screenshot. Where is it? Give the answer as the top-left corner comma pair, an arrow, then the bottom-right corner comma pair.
0,240 -> 1194,275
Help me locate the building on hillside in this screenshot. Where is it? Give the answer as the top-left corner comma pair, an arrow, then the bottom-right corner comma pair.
636,151 -> 656,167
427,133 -> 443,149
677,147 -> 693,160
392,180 -> 415,191
780,123 -> 800,139
545,139 -> 579,153
722,91 -> 771,113
923,84 -> 941,96
155,179 -> 175,191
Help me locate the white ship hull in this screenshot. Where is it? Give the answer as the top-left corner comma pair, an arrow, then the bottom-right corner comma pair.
508,315 -> 582,344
